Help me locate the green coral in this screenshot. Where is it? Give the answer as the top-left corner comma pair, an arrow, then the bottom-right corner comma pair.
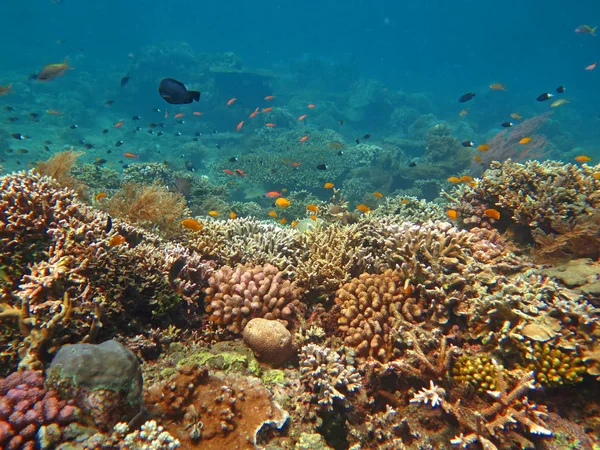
262,369 -> 286,386
177,349 -> 262,376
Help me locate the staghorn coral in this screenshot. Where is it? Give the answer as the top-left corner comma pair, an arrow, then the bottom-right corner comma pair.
298,343 -> 361,411
204,263 -> 303,335
0,170 -> 211,372
0,370 -> 80,450
106,181 -> 189,233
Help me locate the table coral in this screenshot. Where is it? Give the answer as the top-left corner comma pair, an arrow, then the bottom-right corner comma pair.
204,263 -> 303,335
0,370 -> 80,450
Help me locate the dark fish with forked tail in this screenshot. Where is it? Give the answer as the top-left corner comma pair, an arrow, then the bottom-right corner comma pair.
158,78 -> 200,105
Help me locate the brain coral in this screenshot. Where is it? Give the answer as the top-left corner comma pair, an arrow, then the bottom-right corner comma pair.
204,263 -> 304,335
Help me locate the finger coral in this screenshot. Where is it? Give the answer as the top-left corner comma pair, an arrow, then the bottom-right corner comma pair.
521,341 -> 586,387
204,263 -> 303,335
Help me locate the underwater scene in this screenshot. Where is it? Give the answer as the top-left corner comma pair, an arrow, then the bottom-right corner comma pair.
2,0 -> 600,449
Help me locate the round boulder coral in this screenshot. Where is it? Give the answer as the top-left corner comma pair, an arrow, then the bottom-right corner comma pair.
243,318 -> 294,366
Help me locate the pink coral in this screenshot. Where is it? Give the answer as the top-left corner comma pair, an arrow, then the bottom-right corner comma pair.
0,370 -> 79,448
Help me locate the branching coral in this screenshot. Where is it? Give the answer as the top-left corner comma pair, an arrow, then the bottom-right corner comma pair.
35,149 -> 87,198
299,343 -> 362,410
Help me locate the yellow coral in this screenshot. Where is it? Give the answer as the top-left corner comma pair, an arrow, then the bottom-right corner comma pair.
524,342 -> 586,387
452,353 -> 501,392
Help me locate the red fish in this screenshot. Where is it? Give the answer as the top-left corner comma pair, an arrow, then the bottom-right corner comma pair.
193,111 -> 203,116
236,120 -> 244,131
298,114 -> 307,121
223,169 -> 234,175
266,123 -> 276,127
264,191 -> 283,198
249,107 -> 260,119
174,113 -> 184,118
122,152 -> 139,158
235,169 -> 247,177
227,98 -> 237,106
114,121 -> 125,128
262,107 -> 273,113
298,135 -> 309,142
264,95 -> 275,100
308,104 -> 315,108
585,61 -> 598,71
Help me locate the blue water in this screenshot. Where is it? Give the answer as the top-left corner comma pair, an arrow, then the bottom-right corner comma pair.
1,0 -> 600,169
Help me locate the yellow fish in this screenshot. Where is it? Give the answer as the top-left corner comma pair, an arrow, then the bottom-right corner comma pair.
37,58 -> 73,81
489,83 -> 507,91
208,211 -> 219,217
519,137 -> 532,145
373,191 -> 383,198
510,112 -> 523,120
551,99 -> 569,108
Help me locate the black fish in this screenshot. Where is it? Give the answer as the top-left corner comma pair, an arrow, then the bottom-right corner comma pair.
459,92 -> 476,103
316,163 -> 327,170
115,140 -> 124,147
157,131 -> 164,136
44,140 -> 52,144
120,74 -> 130,88
105,216 -> 112,233
3,106 -> 14,111
102,129 -> 109,134
11,133 -> 25,140
338,120 -> 344,125
70,124 -> 78,129
148,130 -> 154,134
174,132 -> 182,136
106,149 -> 112,154
337,150 -> 344,156
83,143 -> 94,149
355,138 -> 360,144
362,134 -> 371,140
501,122 -> 513,128
105,100 -> 115,106
184,160 -> 197,172
158,78 -> 200,105
229,157 -> 238,162
94,158 -> 107,166
152,108 -> 161,113
537,92 -> 553,102
44,145 -> 50,151
461,140 -> 474,147
132,115 -> 141,120
215,143 -> 220,149
7,117 -> 19,123
408,161 -> 417,167
556,85 -> 565,93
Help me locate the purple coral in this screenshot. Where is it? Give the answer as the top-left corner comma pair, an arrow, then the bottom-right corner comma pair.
0,370 -> 79,449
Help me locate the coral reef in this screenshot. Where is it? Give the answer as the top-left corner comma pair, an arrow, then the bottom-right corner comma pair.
242,318 -> 295,366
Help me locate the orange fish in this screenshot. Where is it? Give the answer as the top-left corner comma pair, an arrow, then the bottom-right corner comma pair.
309,215 -> 317,221
37,58 -> 72,81
122,152 -> 139,159
262,107 -> 273,113
208,211 -> 220,217
275,198 -> 291,208
459,175 -> 473,183
474,155 -> 483,163
593,173 -> 600,180
181,218 -> 203,231
193,111 -> 203,116
373,191 -> 383,198
249,107 -> 260,119
266,123 -> 276,127
477,144 -> 490,152
227,98 -> 237,106
298,135 -> 309,142
292,162 -> 301,167
268,211 -> 278,217
229,211 -> 237,220
291,220 -> 298,227
575,155 -> 592,162
174,113 -> 184,118
279,218 -> 287,224
46,109 -> 63,115
298,114 -> 307,121
114,121 -> 125,128
235,169 -> 247,177
324,182 -> 334,188
264,95 -> 275,100
519,137 -> 532,145
585,62 -> 598,71
308,104 -> 315,108
446,209 -> 458,220
236,120 -> 244,131
447,177 -> 461,183
224,169 -> 234,175
95,192 -> 107,201
0,84 -> 13,96
306,204 -> 318,212
356,204 -> 370,213
109,235 -> 126,246
483,208 -> 501,220
489,83 -> 507,91
265,191 -> 283,198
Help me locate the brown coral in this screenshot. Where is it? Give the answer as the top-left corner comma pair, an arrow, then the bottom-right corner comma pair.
204,264 -> 303,335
